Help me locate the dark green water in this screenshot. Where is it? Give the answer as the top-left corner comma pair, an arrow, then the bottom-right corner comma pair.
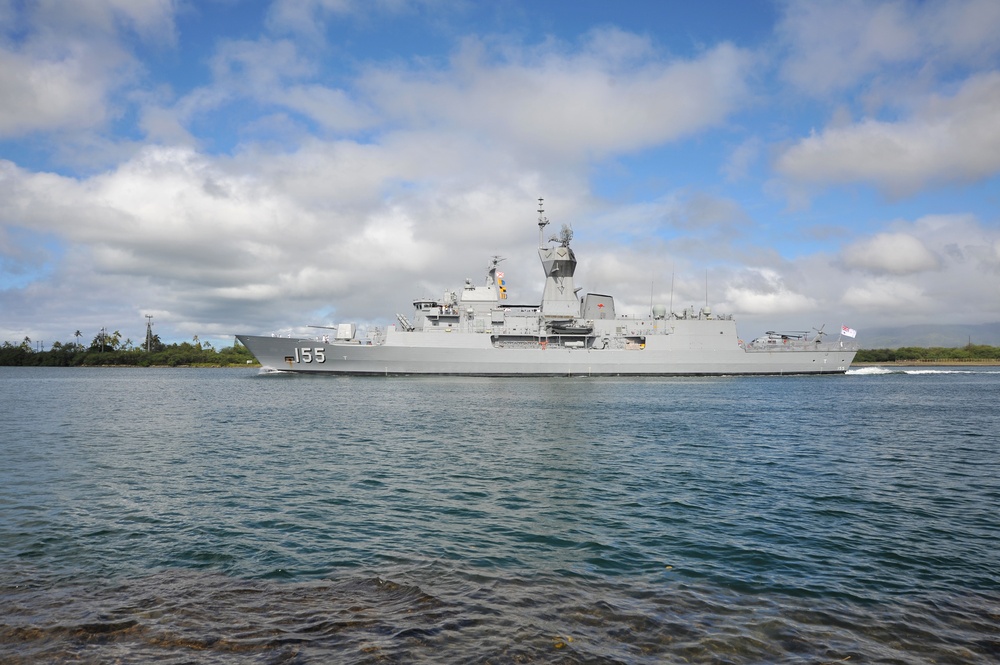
1,366 -> 998,663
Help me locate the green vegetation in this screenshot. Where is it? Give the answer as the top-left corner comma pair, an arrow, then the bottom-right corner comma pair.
0,335 -> 258,367
6,335 -> 999,367
855,345 -> 1000,363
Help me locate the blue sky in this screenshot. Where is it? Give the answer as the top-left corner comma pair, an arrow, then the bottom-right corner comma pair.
2,0 -> 999,348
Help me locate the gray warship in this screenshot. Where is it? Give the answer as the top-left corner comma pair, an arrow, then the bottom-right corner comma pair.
237,203 -> 858,375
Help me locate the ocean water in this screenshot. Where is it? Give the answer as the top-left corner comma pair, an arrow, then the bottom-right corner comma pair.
1,365 -> 998,664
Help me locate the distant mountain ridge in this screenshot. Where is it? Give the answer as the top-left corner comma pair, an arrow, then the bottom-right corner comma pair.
859,322 -> 1000,348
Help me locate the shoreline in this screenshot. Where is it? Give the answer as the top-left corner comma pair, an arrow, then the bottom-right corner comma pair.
6,361 -> 998,369
0,363 -> 261,369
852,360 -> 1000,367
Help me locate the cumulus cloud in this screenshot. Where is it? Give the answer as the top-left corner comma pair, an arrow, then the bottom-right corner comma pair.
266,0 -> 446,40
146,27 -> 754,158
210,38 -> 316,92
723,268 -> 817,316
841,279 -> 932,312
842,232 -> 940,275
0,43 -> 128,137
778,0 -> 1000,96
0,142 -> 564,340
359,32 -> 754,159
774,72 -> 1000,195
908,214 -> 1000,277
2,3 -> 998,347
967,239 -> 1000,276
43,0 -> 177,43
834,214 -> 1000,323
281,85 -> 378,132
0,0 -> 176,138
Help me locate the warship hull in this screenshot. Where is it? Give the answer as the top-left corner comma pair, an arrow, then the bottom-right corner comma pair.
237,325 -> 857,376
237,202 -> 858,376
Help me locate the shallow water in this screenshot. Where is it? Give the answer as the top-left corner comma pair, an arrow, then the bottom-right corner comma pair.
2,366 -> 998,663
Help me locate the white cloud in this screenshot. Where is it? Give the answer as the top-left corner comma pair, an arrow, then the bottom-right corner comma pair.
266,0 -> 362,40
842,232 -> 940,275
83,0 -> 177,42
727,289 -> 817,317
0,0 -> 177,138
723,137 -> 762,182
723,268 -> 817,316
209,38 -> 315,92
0,142 -> 566,342
175,28 -> 754,158
266,0 -> 442,40
0,43 -> 127,137
6,0 -> 178,45
834,214 -> 1000,324
135,26 -> 754,174
2,4 -> 998,347
841,279 -> 931,312
908,214 -> 1000,277
966,239 -> 1000,276
775,72 -> 1000,195
144,37 -> 373,142
281,85 -> 378,132
778,0 -> 1000,96
358,32 -> 754,158
4,136 -> 998,343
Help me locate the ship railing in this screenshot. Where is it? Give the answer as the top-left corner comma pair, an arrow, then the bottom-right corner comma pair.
744,340 -> 859,352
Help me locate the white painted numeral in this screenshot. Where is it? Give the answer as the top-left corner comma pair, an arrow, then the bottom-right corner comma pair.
295,347 -> 327,364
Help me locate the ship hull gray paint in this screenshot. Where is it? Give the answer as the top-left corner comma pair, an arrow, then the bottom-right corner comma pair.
236,331 -> 856,376
237,204 -> 858,376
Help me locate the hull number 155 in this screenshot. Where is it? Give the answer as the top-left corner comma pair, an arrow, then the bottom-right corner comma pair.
293,347 -> 326,363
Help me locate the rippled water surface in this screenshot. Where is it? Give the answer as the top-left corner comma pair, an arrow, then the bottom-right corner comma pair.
2,366 -> 998,663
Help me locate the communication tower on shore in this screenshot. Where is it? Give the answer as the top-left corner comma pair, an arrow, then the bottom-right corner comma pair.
145,315 -> 154,352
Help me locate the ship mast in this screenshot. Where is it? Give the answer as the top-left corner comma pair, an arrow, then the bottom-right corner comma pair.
537,198 -> 549,247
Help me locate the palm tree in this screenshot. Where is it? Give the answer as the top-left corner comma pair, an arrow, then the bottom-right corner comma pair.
74,330 -> 82,350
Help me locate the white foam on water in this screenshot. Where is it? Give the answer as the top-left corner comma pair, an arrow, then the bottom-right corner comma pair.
848,366 -> 999,375
846,366 -> 896,375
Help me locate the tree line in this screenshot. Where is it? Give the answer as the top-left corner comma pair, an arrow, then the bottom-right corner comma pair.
854,345 -> 1000,363
0,333 -> 258,367
4,334 -> 999,367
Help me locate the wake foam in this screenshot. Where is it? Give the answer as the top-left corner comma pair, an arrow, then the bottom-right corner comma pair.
848,366 -> 997,375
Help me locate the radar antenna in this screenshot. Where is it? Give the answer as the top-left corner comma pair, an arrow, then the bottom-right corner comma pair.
488,255 -> 506,283
557,224 -> 573,247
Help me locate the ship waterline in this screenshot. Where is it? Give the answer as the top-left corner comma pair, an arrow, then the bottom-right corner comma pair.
237,203 -> 857,376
